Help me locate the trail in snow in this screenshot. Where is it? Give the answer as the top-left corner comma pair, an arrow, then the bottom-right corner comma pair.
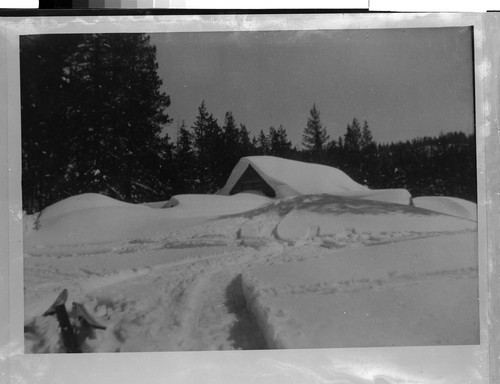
25,230 -> 475,352
241,231 -> 479,349
23,193 -> 478,352
25,238 -> 285,352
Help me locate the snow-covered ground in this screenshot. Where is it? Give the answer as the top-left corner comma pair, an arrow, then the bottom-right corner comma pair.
23,191 -> 478,353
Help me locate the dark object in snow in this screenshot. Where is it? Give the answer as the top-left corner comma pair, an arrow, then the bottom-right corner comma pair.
42,288 -> 68,317
42,289 -> 106,353
42,289 -> 80,353
71,302 -> 107,330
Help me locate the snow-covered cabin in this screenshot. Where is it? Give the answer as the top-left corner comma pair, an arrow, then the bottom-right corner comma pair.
217,156 -> 412,205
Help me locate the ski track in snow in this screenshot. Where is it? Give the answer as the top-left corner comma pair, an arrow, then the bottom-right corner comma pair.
24,235 -> 288,352
258,266 -> 478,296
24,199 -> 478,353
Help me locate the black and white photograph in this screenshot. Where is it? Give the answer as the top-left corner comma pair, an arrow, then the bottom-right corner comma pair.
19,25 -> 480,354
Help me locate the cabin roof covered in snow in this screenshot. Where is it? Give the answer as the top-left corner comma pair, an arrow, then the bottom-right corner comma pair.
218,156 -> 368,197
217,156 -> 412,205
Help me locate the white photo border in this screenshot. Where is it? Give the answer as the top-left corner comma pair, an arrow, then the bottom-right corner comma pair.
1,12 -> 497,384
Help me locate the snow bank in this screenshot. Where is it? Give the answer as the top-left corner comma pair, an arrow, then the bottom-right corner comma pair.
275,195 -> 477,242
24,192 -> 272,248
162,193 -> 272,217
241,232 -> 479,349
24,190 -> 479,352
24,204 -> 201,248
38,193 -> 142,226
142,201 -> 169,208
353,188 -> 411,205
217,156 -> 411,205
412,196 -> 477,221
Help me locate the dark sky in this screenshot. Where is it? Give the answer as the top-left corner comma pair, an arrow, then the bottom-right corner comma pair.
149,27 -> 474,146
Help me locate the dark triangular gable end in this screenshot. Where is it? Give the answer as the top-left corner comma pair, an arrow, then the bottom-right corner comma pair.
229,165 -> 276,198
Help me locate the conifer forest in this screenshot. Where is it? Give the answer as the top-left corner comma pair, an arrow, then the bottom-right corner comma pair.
21,33 -> 477,214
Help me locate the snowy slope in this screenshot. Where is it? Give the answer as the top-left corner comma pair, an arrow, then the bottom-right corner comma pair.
412,196 -> 477,221
24,192 -> 272,249
161,193 -> 273,217
25,203 -> 203,247
23,192 -> 478,353
241,232 -> 478,349
37,193 -> 141,224
217,156 -> 411,205
274,195 -> 476,242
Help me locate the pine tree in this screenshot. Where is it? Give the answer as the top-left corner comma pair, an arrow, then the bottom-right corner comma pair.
238,124 -> 254,155
359,121 -> 378,186
20,33 -> 173,212
344,118 -> 362,152
176,121 -> 193,157
207,117 -> 226,189
302,104 -> 329,161
173,121 -> 196,193
191,101 -> 223,192
222,112 -> 239,147
269,125 -> 292,157
75,34 -> 172,202
268,126 -> 278,155
360,120 -> 374,149
192,100 -> 211,157
337,118 -> 363,182
221,111 -> 242,179
21,34 -> 84,212
257,129 -> 270,155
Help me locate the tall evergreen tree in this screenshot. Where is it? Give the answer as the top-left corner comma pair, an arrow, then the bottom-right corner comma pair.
173,121 -> 196,193
21,34 -> 83,212
358,121 -> 378,185
191,101 -> 223,192
256,129 -> 271,155
221,111 -> 242,178
222,112 -> 239,147
68,34 -> 173,201
268,126 -> 278,154
336,118 -> 365,183
360,120 -> 374,149
302,104 -> 329,162
344,118 -> 363,152
238,124 -> 254,155
20,33 -> 173,212
269,125 -> 292,157
192,100 -> 211,157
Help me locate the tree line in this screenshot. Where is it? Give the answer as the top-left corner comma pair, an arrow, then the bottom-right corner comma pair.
20,33 -> 476,214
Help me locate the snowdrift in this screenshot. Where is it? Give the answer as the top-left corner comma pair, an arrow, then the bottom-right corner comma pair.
25,203 -> 199,248
234,194 -> 477,243
160,193 -> 272,217
24,191 -> 478,352
412,196 -> 477,221
242,232 -> 479,349
23,158 -> 478,352
217,156 -> 411,205
37,193 -> 142,227
24,192 -> 272,248
276,198 -> 477,242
